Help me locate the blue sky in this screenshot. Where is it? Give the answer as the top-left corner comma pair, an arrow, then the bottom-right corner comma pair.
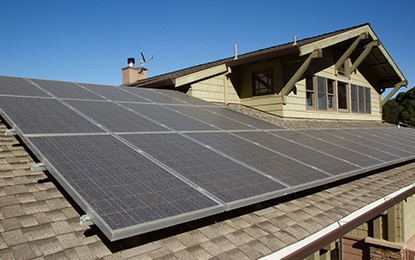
1,0 -> 414,97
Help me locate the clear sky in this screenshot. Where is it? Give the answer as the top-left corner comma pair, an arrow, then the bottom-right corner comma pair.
1,0 -> 414,97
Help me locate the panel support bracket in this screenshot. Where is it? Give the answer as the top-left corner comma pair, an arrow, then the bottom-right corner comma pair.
278,49 -> 322,104
31,163 -> 46,172
80,214 -> 93,227
349,40 -> 380,74
5,128 -> 16,136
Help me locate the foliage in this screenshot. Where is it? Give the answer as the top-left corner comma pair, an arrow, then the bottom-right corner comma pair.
383,87 -> 415,126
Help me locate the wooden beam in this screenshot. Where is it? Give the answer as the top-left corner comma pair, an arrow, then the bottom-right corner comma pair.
381,80 -> 408,107
279,49 -> 322,104
334,32 -> 368,73
349,40 -> 380,74
175,64 -> 228,87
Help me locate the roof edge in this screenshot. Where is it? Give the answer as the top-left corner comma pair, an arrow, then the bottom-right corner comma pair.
261,182 -> 415,260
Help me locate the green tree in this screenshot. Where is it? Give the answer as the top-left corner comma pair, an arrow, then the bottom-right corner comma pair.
383,87 -> 415,126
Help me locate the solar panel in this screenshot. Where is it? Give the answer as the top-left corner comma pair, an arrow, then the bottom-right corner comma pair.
302,129 -> 401,162
30,78 -> 104,100
235,131 -> 360,175
353,128 -> 415,154
269,130 -> 382,167
187,132 -> 330,186
0,76 -> 49,97
168,105 -> 257,130
121,133 -> 286,205
27,134 -> 223,240
122,103 -> 217,131
65,100 -> 168,133
0,96 -> 103,134
123,87 -> 187,104
2,75 -> 415,242
80,83 -> 150,103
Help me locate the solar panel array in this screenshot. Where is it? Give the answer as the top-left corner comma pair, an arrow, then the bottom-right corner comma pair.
1,75 -> 415,241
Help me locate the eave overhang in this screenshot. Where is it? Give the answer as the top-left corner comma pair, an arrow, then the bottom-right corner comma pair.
226,45 -> 300,67
300,24 -> 407,91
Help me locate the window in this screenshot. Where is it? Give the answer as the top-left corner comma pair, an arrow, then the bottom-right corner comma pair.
351,84 -> 358,112
317,77 -> 327,110
314,77 -> 335,110
327,79 -> 335,109
351,84 -> 371,114
252,69 -> 273,96
307,76 -> 371,114
306,77 -> 314,107
337,82 -> 348,110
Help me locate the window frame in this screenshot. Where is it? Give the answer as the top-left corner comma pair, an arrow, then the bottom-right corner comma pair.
306,76 -> 371,114
337,81 -> 348,111
252,69 -> 274,96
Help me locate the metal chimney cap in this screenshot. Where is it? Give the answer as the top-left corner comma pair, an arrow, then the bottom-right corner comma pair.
127,58 -> 135,67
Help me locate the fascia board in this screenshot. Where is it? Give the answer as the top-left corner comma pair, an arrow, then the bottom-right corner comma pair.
299,25 -> 374,56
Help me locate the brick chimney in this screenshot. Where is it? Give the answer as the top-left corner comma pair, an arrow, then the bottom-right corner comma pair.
122,58 -> 147,85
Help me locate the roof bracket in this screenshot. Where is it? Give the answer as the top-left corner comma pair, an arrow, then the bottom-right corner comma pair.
349,40 -> 380,75
334,32 -> 369,74
31,163 -> 46,172
278,49 -> 323,104
381,80 -> 408,107
80,214 -> 93,227
5,128 -> 17,136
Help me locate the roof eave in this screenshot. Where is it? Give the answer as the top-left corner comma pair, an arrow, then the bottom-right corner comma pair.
126,78 -> 176,89
226,45 -> 300,67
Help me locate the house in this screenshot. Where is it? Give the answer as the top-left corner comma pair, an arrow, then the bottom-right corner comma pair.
1,23 -> 414,260
123,23 -> 407,122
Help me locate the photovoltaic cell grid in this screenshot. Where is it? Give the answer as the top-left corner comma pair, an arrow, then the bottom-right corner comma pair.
1,75 -> 415,241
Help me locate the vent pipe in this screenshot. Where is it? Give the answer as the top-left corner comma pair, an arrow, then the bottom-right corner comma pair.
127,58 -> 135,68
234,43 -> 238,60
293,35 -> 297,45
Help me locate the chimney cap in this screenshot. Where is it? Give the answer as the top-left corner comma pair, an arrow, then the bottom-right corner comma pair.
127,58 -> 135,67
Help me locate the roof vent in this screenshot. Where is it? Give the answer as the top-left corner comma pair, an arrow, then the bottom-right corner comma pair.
293,35 -> 297,45
234,43 -> 238,60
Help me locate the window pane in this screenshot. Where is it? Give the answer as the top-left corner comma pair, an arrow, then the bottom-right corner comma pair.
306,77 -> 314,91
317,77 -> 327,110
351,85 -> 358,112
253,70 -> 273,96
327,79 -> 334,94
327,79 -> 334,109
365,88 -> 371,114
306,77 -> 314,107
328,95 -> 334,109
306,92 -> 313,106
358,86 -> 365,113
338,82 -> 347,109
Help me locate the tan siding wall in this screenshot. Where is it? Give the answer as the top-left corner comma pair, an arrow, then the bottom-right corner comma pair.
403,195 -> 415,241
188,75 -> 240,104
346,223 -> 369,239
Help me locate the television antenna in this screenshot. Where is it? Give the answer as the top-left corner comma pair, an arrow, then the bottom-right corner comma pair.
140,52 -> 154,67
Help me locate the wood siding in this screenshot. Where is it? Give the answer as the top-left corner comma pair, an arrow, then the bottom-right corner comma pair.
187,74 -> 240,103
